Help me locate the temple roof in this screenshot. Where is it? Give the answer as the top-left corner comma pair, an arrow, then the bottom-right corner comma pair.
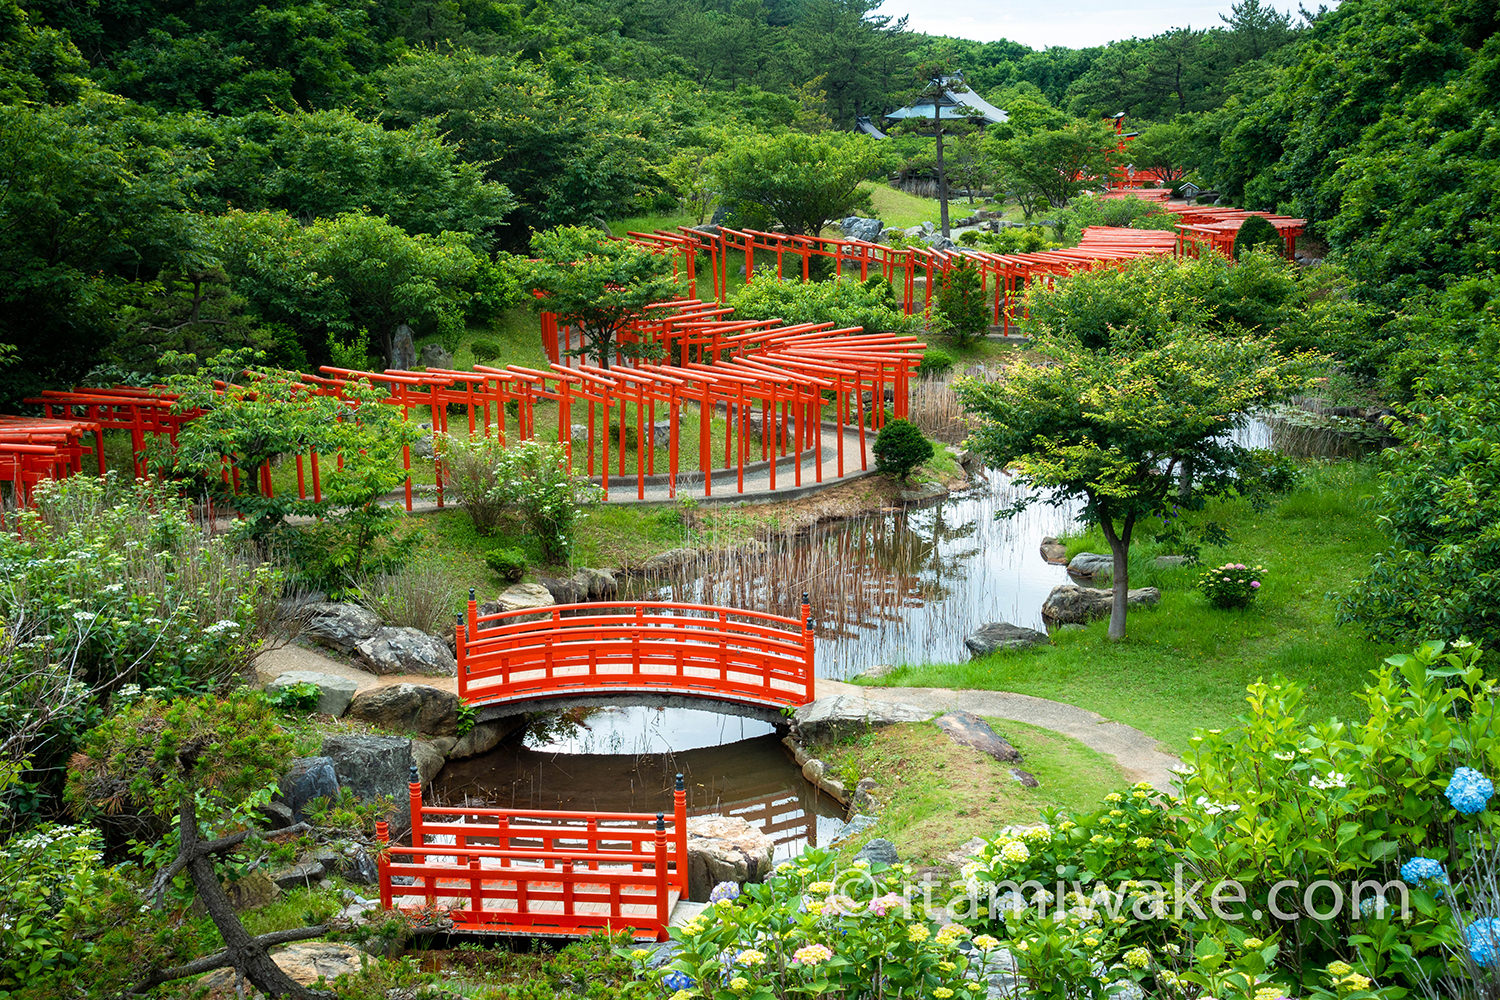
885,81 -> 1007,125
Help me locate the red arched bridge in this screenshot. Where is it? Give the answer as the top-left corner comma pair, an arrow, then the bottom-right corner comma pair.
375,597 -> 817,939
455,594 -> 817,724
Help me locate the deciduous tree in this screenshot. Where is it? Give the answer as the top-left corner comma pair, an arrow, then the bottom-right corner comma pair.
710,131 -> 881,236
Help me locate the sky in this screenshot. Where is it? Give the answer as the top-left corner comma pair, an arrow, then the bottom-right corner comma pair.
875,0 -> 1328,50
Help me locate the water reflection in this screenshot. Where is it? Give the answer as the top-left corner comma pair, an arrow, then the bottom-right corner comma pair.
628,469 -> 1082,678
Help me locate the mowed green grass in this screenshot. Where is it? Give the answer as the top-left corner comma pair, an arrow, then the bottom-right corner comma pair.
860,461 -> 1395,751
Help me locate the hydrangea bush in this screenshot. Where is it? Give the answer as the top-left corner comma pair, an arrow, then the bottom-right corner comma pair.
1198,562 -> 1265,608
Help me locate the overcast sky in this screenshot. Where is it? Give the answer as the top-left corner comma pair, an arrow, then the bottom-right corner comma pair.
876,0 -> 1326,49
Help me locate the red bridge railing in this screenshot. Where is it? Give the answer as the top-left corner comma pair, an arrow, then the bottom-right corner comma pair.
377,770 -> 689,938
457,596 -> 816,711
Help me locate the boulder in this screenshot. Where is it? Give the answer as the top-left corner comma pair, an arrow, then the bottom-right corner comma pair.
412,436 -> 435,460
1039,537 -> 1068,564
964,622 -> 1049,656
1066,552 -> 1113,578
277,757 -> 339,823
1010,767 -> 1040,788
448,718 -> 524,760
651,420 -> 673,447
903,224 -> 926,239
839,216 -> 884,243
685,815 -> 774,902
856,663 -> 898,680
1041,584 -> 1161,625
223,871 -> 281,911
353,626 -> 457,677
641,547 -> 700,576
934,712 -> 1024,764
321,733 -> 415,831
484,583 -> 555,615
801,758 -> 826,784
922,233 -> 957,251
854,837 -> 900,867
957,450 -> 984,476
390,324 -> 417,370
303,602 -> 382,655
199,942 -> 368,995
538,567 -> 618,605
792,696 -> 930,740
266,670 -> 359,717
410,740 -> 446,785
257,800 -> 295,830
418,343 -> 453,370
830,813 -> 879,845
851,777 -> 881,814
270,861 -> 326,890
346,683 -> 459,736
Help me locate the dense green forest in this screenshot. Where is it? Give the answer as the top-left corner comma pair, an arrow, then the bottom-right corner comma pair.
2,0 -> 1498,408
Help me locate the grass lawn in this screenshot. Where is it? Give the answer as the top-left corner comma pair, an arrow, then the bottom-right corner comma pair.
809,718 -> 1127,864
858,461 -> 1396,751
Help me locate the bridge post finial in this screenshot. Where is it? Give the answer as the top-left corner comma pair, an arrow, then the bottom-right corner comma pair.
408,763 -> 420,784
469,587 -> 476,602
675,772 -> 685,791
656,812 -> 666,832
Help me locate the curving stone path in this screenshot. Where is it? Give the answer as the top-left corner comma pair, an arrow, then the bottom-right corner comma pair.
254,645 -> 1183,791
817,679 -> 1184,793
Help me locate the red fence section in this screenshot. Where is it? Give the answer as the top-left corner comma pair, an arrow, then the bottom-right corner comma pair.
457,597 -> 816,712
378,773 -> 688,938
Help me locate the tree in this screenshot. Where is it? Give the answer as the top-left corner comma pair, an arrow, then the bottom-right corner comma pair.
955,331 -> 1312,639
1233,214 -> 1284,258
65,692 -> 333,998
1121,119 -> 1200,186
522,226 -> 682,370
991,119 -> 1117,211
710,131 -> 881,236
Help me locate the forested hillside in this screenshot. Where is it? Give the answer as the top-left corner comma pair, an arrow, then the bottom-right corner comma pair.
2,0 -> 1497,406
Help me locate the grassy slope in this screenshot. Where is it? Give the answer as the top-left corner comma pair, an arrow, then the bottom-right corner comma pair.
861,461 -> 1394,751
810,718 -> 1126,864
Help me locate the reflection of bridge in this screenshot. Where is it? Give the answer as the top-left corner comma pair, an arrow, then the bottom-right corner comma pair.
457,597 -> 816,726
709,782 -> 828,854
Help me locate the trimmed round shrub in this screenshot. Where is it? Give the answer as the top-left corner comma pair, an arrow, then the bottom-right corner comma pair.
485,547 -> 527,582
873,418 -> 934,482
1233,215 -> 1284,259
917,348 -> 955,376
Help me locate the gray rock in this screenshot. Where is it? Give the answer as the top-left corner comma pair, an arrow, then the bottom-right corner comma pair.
270,861 -> 326,890
964,364 -> 988,378
898,482 -> 947,504
224,871 -> 281,911
346,683 -> 459,736
410,739 -> 446,785
801,758 -> 826,783
1010,767 -> 1040,788
353,626 -> 457,677
903,224 -> 926,238
1153,554 -> 1191,568
412,436 -> 435,460
854,837 -> 900,866
1041,584 -> 1161,625
277,757 -> 339,823
418,343 -> 453,370
943,836 -> 989,868
266,670 -> 359,717
448,718 -> 522,760
685,816 -> 774,902
303,602 -> 382,655
791,695 -> 931,740
539,567 -> 618,605
321,733 -> 415,832
922,233 -> 958,251
258,800 -> 295,830
922,221 -> 936,235
390,324 -> 417,370
935,711 -> 1024,764
641,547 -> 699,576
830,813 -> 879,845
1039,537 -> 1068,564
851,777 -> 880,813
957,450 -> 984,476
964,621 -> 1049,656
856,663 -> 898,680
1066,552 -> 1114,578
569,423 -> 589,442
201,942 -> 370,993
839,216 -> 884,243
651,420 -> 673,447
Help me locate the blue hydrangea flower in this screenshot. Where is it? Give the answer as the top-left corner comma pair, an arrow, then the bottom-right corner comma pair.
1446,767 -> 1495,815
709,881 -> 742,903
1400,856 -> 1449,886
663,971 -> 696,991
1467,918 -> 1500,966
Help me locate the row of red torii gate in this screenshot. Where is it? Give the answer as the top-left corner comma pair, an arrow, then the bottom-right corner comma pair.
0,193 -> 1302,511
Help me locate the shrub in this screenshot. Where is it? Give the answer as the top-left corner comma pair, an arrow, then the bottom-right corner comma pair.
442,433 -> 508,535
1197,561 -> 1264,608
484,547 -> 527,582
917,348 -> 955,376
263,680 -> 320,714
873,419 -> 934,481
487,440 -> 602,562
733,275 -> 917,336
470,338 -> 504,364
1233,215 -> 1284,259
